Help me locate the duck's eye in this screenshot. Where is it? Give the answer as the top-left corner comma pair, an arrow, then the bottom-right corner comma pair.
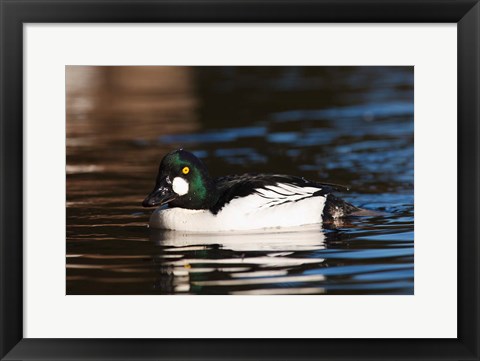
182,166 -> 190,175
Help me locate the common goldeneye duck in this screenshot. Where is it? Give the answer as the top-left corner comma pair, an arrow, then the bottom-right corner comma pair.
142,149 -> 360,232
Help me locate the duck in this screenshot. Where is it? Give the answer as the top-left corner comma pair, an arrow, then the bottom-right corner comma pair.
142,149 -> 362,232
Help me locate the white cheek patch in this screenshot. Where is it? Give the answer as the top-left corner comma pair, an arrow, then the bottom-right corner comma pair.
172,177 -> 189,196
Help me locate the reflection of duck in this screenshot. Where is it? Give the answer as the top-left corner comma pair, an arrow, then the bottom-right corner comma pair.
143,149 -> 362,232
149,227 -> 328,294
150,225 -> 326,252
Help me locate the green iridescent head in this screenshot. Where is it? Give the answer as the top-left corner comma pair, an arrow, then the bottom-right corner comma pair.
142,149 -> 217,210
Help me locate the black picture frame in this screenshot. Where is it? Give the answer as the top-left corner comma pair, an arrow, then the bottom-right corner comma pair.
1,1 -> 478,360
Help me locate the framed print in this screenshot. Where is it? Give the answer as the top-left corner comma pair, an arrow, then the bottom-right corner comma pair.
1,0 -> 479,360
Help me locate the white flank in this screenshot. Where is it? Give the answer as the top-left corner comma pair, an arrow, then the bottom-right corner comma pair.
172,177 -> 189,196
150,182 -> 327,232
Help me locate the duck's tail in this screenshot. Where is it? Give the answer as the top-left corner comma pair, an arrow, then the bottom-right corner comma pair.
322,194 -> 382,222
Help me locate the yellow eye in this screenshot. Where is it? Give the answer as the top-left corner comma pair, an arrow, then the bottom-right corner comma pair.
182,166 -> 190,175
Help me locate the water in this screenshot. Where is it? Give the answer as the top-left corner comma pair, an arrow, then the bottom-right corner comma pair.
66,66 -> 414,295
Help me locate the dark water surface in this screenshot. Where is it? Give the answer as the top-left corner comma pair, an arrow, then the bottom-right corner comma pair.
66,66 -> 414,295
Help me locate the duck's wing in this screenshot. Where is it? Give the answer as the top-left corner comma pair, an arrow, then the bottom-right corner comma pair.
210,173 -> 347,214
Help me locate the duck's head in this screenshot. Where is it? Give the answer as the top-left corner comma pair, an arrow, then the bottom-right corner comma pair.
142,149 -> 216,210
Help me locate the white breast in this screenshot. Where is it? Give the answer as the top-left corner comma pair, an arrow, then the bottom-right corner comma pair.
149,183 -> 327,232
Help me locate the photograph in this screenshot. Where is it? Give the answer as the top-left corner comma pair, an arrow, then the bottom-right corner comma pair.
66,66 -> 414,295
